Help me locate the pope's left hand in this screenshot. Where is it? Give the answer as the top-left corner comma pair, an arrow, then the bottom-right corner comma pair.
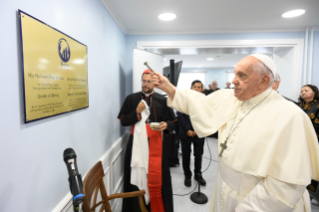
157,122 -> 167,131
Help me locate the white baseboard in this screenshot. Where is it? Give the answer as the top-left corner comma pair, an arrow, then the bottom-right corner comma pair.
52,132 -> 130,212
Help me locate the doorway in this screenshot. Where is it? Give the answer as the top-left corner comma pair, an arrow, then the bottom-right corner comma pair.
137,39 -> 304,100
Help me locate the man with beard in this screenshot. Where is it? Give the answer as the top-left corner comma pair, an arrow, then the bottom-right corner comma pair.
118,69 -> 177,212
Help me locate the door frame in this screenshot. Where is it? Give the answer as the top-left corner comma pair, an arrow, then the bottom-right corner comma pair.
137,39 -> 304,100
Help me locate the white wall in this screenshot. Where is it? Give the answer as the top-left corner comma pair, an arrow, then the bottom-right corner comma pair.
273,48 -> 295,99
177,72 -> 206,90
226,72 -> 235,87
204,68 -> 229,89
0,1 -> 127,211
312,32 -> 319,86
180,68 -> 229,90
133,49 -> 163,93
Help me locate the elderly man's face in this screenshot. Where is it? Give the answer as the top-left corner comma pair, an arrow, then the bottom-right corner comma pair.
271,81 -> 280,92
212,81 -> 218,90
226,82 -> 231,88
232,57 -> 267,101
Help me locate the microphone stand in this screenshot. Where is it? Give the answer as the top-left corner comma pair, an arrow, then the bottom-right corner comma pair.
73,202 -> 83,212
190,174 -> 208,204
73,201 -> 80,212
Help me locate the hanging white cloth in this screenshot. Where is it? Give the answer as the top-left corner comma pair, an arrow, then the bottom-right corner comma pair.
130,100 -> 151,204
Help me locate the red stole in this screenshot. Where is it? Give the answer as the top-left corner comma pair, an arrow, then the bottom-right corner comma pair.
131,125 -> 165,212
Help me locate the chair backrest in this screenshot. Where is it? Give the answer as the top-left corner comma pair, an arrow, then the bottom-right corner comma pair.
82,161 -> 111,212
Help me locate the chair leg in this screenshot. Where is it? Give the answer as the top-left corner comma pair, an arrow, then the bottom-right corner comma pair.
138,196 -> 148,212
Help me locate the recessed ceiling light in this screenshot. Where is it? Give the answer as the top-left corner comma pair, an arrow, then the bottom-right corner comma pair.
197,65 -> 202,68
158,13 -> 177,21
207,58 -> 214,61
282,9 -> 305,18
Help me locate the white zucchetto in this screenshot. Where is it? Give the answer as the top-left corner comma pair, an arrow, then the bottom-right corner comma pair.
250,54 -> 276,76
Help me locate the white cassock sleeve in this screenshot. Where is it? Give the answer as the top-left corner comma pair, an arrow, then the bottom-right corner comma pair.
167,88 -> 239,137
235,176 -> 306,212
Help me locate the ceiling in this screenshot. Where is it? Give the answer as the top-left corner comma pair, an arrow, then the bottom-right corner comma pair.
146,47 -> 276,55
101,0 -> 319,34
163,54 -> 248,69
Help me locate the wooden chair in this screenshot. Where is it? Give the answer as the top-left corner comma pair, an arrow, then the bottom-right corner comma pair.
82,161 -> 148,212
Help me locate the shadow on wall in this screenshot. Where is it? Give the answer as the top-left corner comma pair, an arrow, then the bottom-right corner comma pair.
16,11 -> 25,126
119,64 -> 126,135
127,69 -> 133,95
118,65 -> 133,135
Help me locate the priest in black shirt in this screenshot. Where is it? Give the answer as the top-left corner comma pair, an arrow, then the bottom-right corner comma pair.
118,69 -> 177,212
177,80 -> 206,188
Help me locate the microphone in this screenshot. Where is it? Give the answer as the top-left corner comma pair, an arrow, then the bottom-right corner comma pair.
63,148 -> 84,205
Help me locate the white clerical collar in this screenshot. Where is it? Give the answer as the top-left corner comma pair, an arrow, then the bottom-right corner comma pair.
143,90 -> 155,97
244,87 -> 272,106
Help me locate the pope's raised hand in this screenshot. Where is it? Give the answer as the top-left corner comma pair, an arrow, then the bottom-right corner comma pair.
152,72 -> 169,90
151,71 -> 176,98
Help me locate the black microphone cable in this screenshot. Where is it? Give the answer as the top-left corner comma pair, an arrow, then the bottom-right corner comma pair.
173,137 -> 216,196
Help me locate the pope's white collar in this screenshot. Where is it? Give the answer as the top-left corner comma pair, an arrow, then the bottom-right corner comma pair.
244,87 -> 272,106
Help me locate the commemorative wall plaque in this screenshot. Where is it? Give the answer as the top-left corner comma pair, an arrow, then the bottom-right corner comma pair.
19,10 -> 89,123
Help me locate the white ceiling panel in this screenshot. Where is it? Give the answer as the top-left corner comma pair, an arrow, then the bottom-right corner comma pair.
101,0 -> 319,34
163,54 -> 250,69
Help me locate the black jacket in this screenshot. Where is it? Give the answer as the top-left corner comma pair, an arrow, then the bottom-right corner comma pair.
177,112 -> 200,140
118,91 -> 177,134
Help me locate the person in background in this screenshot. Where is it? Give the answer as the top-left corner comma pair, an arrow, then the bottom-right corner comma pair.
297,84 -> 319,140
206,80 -> 220,95
202,85 -> 211,96
225,82 -> 232,89
271,73 -> 281,91
210,80 -> 220,91
118,69 -> 177,212
298,84 -> 319,204
271,73 -> 297,104
177,80 -> 206,187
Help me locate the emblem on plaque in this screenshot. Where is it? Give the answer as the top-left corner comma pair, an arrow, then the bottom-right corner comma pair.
58,38 -> 71,62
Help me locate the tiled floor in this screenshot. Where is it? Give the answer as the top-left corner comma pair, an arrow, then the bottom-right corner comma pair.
170,137 -> 218,212
170,137 -> 319,212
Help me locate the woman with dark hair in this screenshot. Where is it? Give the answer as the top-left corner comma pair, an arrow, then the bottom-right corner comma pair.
298,84 -> 319,199
298,84 -> 319,141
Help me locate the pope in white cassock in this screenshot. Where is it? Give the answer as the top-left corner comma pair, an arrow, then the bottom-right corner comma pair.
152,54 -> 319,212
